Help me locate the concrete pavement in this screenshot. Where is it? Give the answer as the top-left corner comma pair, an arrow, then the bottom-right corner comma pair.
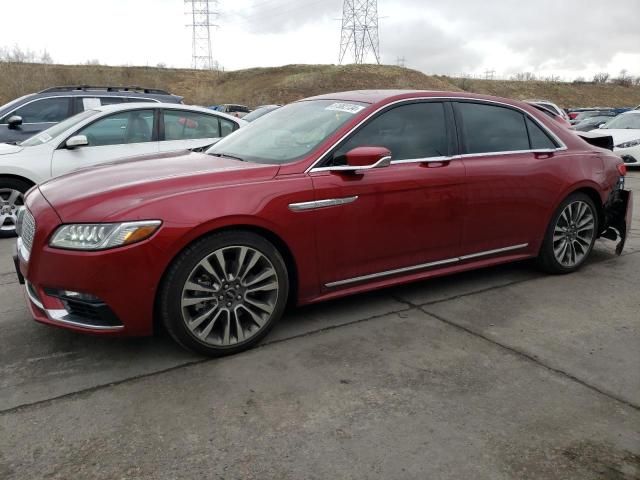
0,171 -> 639,479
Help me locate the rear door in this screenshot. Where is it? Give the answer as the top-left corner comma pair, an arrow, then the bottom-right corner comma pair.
51,108 -> 159,177
158,110 -> 238,153
454,100 -> 563,255
309,100 -> 466,288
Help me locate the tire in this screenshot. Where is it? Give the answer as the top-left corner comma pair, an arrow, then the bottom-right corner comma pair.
0,178 -> 31,239
537,192 -> 598,274
158,231 -> 289,356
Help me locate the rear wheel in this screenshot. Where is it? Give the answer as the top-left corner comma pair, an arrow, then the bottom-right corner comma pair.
537,193 -> 598,274
158,231 -> 289,356
0,178 -> 30,238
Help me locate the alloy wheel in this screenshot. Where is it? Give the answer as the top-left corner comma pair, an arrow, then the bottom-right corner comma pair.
180,245 -> 279,346
552,200 -> 595,267
0,188 -> 24,233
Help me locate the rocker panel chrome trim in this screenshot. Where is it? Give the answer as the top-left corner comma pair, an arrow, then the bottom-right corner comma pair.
325,243 -> 529,288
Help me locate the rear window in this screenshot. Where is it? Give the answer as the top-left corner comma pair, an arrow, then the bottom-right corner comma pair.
457,102 -> 530,154
526,118 -> 558,150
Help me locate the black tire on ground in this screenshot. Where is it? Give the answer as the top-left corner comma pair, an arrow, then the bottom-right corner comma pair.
537,192 -> 598,274
0,177 -> 31,239
158,230 -> 289,356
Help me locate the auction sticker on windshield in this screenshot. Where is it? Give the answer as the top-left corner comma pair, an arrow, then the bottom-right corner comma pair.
325,103 -> 366,114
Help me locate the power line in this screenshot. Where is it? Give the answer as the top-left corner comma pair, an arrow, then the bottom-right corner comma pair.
339,0 -> 380,65
185,0 -> 218,70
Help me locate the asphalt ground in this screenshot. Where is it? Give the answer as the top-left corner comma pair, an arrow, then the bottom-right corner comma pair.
0,171 -> 638,479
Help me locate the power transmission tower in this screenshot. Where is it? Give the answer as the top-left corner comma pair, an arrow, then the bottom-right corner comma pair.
396,56 -> 406,68
339,0 -> 381,65
484,69 -> 496,80
185,0 -> 218,70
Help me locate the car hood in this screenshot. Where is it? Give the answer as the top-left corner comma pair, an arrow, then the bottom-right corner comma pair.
590,129 -> 640,144
0,143 -> 23,155
39,150 -> 280,222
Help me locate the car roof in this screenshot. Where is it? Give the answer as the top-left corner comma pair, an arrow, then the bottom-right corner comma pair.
92,102 -> 246,123
301,89 -> 536,108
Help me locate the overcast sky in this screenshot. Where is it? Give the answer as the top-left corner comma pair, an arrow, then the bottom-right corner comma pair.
1,0 -> 639,79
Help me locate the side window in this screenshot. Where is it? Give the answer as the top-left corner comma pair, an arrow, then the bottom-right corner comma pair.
220,117 -> 237,137
7,97 -> 70,123
526,117 -> 558,150
77,109 -> 154,146
163,111 -> 224,140
457,102 -> 529,154
333,102 -> 448,163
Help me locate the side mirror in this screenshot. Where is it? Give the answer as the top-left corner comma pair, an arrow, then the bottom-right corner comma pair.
330,146 -> 392,173
65,135 -> 89,149
7,116 -> 23,129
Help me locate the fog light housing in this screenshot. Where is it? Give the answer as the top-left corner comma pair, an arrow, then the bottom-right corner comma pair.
44,288 -> 102,304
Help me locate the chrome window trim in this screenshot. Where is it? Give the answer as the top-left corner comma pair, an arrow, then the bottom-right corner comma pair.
289,196 -> 358,211
306,96 -> 567,173
325,243 -> 529,288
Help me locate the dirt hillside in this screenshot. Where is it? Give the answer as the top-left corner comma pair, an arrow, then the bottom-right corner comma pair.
1,62 -> 639,108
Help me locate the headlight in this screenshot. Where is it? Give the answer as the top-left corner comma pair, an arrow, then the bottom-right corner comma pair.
50,220 -> 161,250
616,139 -> 640,149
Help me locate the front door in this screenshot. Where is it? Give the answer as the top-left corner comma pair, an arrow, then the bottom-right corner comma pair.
0,97 -> 72,143
309,101 -> 466,288
51,109 -> 159,177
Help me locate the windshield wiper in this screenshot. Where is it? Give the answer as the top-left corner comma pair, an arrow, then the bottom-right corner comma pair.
209,152 -> 245,162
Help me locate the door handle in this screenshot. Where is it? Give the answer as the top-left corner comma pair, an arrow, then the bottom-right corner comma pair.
421,160 -> 450,168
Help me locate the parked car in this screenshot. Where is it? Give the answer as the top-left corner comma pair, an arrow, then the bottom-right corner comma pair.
570,109 -> 616,126
242,105 -> 281,122
0,86 -> 183,144
526,99 -> 570,121
567,107 -> 604,122
0,103 -> 245,236
527,102 -> 572,128
573,115 -> 616,131
211,104 -> 251,118
14,91 -> 631,356
591,110 -> 640,166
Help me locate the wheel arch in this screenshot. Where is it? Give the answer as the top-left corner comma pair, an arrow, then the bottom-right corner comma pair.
0,174 -> 36,189
572,186 -> 605,231
152,223 -> 300,333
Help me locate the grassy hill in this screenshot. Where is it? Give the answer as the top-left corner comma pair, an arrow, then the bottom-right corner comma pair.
1,62 -> 639,109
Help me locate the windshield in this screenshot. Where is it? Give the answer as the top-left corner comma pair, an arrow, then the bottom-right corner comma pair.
206,100 -> 368,164
602,113 -> 640,130
20,109 -> 99,146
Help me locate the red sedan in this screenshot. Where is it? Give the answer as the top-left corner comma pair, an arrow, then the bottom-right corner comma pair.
14,90 -> 632,356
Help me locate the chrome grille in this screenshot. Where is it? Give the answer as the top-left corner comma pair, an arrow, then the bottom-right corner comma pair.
20,209 -> 36,252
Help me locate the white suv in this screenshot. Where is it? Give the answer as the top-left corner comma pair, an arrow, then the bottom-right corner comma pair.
0,103 -> 246,237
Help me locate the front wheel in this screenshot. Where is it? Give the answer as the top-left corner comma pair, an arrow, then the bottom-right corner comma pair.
158,231 -> 289,356
537,193 -> 598,274
0,178 -> 30,238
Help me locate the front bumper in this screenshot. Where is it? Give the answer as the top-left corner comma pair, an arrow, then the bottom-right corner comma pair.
16,188 -> 168,337
614,145 -> 640,165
